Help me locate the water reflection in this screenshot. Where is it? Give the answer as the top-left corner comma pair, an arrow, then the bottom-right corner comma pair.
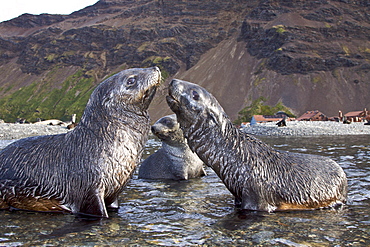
0,134 -> 369,246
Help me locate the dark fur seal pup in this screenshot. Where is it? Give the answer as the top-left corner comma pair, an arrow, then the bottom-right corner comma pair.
166,79 -> 347,212
0,67 -> 161,218
138,114 -> 206,180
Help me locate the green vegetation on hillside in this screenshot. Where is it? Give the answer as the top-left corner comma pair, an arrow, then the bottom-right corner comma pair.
0,62 -> 169,123
235,96 -> 295,124
0,70 -> 96,123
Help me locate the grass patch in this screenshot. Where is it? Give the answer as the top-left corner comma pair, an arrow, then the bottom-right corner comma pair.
235,96 -> 295,124
342,45 -> 350,56
0,69 -> 97,122
273,25 -> 286,34
311,76 -> 321,84
141,56 -> 171,80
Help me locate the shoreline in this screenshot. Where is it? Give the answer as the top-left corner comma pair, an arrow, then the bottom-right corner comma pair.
0,121 -> 369,140
241,121 -> 370,137
0,123 -> 69,140
0,122 -> 369,148
0,123 -> 70,150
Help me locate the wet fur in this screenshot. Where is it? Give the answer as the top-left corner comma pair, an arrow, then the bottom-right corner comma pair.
167,79 -> 347,212
138,114 -> 206,180
0,67 -> 161,217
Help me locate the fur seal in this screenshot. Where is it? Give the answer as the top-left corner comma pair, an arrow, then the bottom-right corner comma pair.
0,67 -> 161,218
166,79 -> 347,212
138,114 -> 206,180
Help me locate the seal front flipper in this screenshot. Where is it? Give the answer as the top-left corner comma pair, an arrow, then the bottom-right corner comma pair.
106,198 -> 119,211
76,192 -> 108,218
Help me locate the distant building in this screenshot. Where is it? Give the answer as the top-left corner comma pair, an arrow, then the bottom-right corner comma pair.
251,113 -> 294,125
251,115 -> 284,124
344,109 -> 369,122
296,110 -> 328,121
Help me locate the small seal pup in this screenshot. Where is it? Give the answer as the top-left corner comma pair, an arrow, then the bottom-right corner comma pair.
166,79 -> 347,212
0,67 -> 161,218
138,114 -> 206,180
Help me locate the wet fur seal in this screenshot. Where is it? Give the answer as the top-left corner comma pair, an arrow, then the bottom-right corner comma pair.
166,79 -> 347,212
0,67 -> 161,218
138,114 -> 206,180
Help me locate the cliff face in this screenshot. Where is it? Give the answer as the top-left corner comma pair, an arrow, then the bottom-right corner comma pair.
171,0 -> 370,120
0,0 -> 369,122
240,0 -> 370,75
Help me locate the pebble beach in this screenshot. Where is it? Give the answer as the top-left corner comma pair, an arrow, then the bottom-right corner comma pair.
0,121 -> 369,141
0,123 -> 69,149
0,123 -> 69,140
242,121 -> 370,136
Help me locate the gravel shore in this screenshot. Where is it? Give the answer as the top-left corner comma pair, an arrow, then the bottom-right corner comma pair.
1,121 -> 369,140
242,121 -> 370,136
0,123 -> 69,140
0,121 -> 369,150
0,123 -> 70,149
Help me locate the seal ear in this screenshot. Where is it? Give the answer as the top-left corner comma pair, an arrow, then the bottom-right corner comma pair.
207,108 -> 227,133
207,111 -> 219,125
101,91 -> 115,107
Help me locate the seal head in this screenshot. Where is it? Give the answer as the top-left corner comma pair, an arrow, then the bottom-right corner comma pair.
151,114 -> 184,144
167,79 -> 347,212
0,67 -> 161,218
138,114 -> 206,180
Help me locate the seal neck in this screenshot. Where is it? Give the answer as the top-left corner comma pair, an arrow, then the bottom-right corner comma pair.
78,109 -> 150,140
185,116 -> 274,181
162,141 -> 189,158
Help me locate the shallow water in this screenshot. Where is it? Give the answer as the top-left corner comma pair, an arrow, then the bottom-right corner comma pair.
0,135 -> 369,246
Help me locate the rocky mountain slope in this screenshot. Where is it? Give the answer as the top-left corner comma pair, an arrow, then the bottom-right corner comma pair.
0,0 -> 369,122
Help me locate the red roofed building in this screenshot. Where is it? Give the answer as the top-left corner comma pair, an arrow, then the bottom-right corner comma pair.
252,115 -> 284,123
344,109 -> 369,122
250,113 -> 295,125
296,110 -> 328,121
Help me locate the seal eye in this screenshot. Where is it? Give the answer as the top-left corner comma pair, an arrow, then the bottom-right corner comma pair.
192,90 -> 200,101
127,76 -> 137,86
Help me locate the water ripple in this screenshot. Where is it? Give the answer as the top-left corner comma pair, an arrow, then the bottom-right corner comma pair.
0,135 -> 369,246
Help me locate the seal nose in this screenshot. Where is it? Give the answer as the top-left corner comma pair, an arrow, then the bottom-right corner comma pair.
168,79 -> 185,99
